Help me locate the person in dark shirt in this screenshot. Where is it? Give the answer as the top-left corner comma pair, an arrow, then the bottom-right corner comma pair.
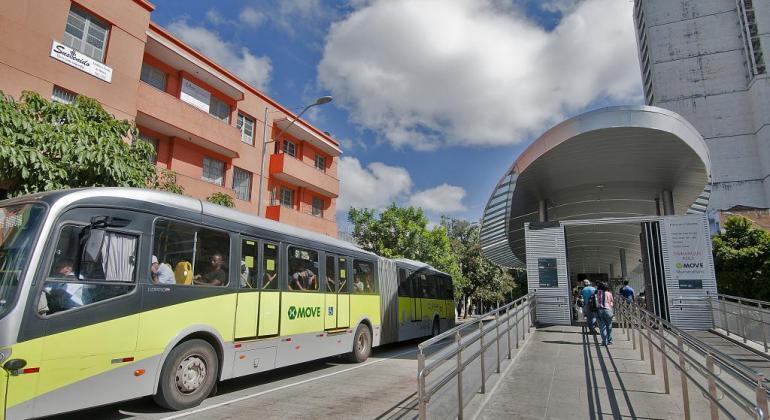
194,253 -> 227,286
619,280 -> 635,302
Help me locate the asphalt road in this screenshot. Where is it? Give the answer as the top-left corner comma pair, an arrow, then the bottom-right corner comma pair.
47,340 -> 424,420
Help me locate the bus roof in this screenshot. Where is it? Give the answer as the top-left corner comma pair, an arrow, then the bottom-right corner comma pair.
13,188 -> 376,258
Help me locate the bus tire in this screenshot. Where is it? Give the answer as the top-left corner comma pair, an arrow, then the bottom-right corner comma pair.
153,339 -> 219,411
348,324 -> 372,363
431,317 -> 440,337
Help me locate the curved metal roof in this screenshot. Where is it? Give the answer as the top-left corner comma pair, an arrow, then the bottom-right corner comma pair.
480,106 -> 711,268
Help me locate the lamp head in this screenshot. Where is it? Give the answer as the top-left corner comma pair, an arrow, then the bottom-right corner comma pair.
314,96 -> 333,106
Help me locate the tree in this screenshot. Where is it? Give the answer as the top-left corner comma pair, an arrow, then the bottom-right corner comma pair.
153,169 -> 185,195
442,217 -> 519,317
207,191 -> 234,208
348,204 -> 461,280
0,90 -> 158,196
713,216 -> 770,300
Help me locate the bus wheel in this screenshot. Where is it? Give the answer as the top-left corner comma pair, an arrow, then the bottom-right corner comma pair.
431,318 -> 440,337
154,339 -> 219,411
348,324 -> 372,363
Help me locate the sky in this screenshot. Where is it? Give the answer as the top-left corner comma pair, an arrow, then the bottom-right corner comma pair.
151,0 -> 644,230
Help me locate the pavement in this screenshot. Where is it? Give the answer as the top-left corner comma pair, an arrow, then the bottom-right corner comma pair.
477,324 -> 712,420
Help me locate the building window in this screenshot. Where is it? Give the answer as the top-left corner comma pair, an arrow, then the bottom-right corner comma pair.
312,197 -> 323,217
232,167 -> 252,201
315,154 -> 326,172
283,140 -> 296,157
738,0 -> 766,78
62,6 -> 110,62
209,96 -> 230,122
280,188 -> 294,208
136,135 -> 158,163
52,86 -> 77,104
202,156 -> 225,186
140,63 -> 167,91
237,113 -> 255,145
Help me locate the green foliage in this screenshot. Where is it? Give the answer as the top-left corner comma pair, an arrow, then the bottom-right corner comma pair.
207,191 -> 234,208
442,217 -> 520,317
0,90 -> 157,196
153,169 -> 185,195
713,216 -> 770,300
348,204 -> 461,280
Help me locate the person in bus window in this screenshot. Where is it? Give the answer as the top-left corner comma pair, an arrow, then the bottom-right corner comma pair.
263,271 -> 277,289
151,255 -> 175,285
289,264 -> 316,291
194,253 -> 227,286
353,275 -> 364,293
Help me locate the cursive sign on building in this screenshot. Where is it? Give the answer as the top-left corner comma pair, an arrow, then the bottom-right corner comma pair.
49,40 -> 113,83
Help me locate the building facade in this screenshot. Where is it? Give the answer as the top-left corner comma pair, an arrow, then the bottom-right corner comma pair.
634,0 -> 770,210
0,0 -> 340,236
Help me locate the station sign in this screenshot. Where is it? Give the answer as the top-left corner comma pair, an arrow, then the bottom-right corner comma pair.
50,40 -> 112,83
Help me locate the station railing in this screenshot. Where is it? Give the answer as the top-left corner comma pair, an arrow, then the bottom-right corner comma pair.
710,294 -> 770,352
616,298 -> 770,420
415,292 -> 535,420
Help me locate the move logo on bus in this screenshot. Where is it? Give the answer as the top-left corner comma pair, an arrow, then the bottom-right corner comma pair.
287,305 -> 321,320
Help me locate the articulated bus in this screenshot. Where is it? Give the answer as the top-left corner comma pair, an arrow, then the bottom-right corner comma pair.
0,188 -> 454,419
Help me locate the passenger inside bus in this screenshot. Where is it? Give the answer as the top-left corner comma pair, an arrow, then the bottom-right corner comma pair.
289,264 -> 316,291
352,275 -> 364,293
151,255 -> 175,285
194,253 -> 227,286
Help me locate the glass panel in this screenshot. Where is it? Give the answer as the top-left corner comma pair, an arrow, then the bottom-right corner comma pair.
240,239 -> 258,288
312,197 -> 323,217
192,229 -> 229,286
262,242 -> 278,290
325,255 -> 336,292
398,268 -> 411,297
232,167 -> 252,201
353,260 -> 375,294
209,96 -> 230,122
0,205 -> 45,319
140,63 -> 167,91
238,113 -> 254,145
283,140 -> 296,157
280,188 -> 294,208
153,219 -> 229,287
202,156 -> 225,186
43,225 -> 137,315
52,86 -> 77,104
287,246 -> 318,292
315,155 -> 325,171
337,257 -> 348,293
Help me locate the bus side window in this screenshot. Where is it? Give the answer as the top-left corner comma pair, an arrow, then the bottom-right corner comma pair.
353,260 -> 376,294
397,268 -> 410,297
262,242 -> 279,290
152,220 -> 229,287
337,257 -> 348,293
240,239 -> 258,289
43,224 -> 138,315
287,246 -> 318,292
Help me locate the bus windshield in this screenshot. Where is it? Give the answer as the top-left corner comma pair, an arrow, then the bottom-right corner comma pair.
0,203 -> 45,319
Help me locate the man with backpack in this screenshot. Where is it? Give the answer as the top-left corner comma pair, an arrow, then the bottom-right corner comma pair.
580,279 -> 597,332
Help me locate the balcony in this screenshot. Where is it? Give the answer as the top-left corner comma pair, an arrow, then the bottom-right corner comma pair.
135,82 -> 240,158
265,204 -> 337,237
269,153 -> 339,198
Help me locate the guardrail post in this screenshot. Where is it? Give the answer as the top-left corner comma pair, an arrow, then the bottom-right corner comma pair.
638,306 -> 645,362
677,334 -> 691,420
479,319 -> 487,394
495,311 -> 501,374
647,315 -> 656,375
721,298 -> 729,336
515,304 -> 520,349
632,304 -> 637,350
738,299 -> 747,343
418,350 -> 427,420
456,331 -> 464,420
659,318 -> 670,394
705,353 -> 718,420
757,374 -> 769,420
506,305 -> 513,359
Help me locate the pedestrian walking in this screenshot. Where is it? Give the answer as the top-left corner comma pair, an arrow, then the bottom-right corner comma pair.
596,282 -> 615,346
618,280 -> 635,302
580,279 -> 597,331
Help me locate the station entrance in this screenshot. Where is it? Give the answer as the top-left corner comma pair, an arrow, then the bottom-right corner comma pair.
525,214 -> 717,330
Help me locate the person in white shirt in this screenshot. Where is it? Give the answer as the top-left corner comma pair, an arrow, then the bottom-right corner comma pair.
151,255 -> 175,284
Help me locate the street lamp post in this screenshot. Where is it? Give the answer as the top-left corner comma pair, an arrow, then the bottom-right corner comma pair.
256,96 -> 333,217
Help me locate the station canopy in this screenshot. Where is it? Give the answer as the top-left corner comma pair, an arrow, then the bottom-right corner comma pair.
480,106 -> 711,269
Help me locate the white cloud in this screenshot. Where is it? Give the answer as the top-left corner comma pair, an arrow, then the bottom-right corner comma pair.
239,7 -> 266,27
337,157 -> 467,216
318,0 -> 642,150
337,157 -> 412,211
539,0 -> 581,13
408,184 -> 468,213
205,9 -> 229,25
167,20 -> 272,91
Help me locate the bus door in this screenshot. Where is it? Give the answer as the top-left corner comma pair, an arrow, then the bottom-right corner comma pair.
324,255 -> 338,330
411,274 -> 422,322
235,238 -> 260,339
258,242 -> 280,336
336,257 -> 350,328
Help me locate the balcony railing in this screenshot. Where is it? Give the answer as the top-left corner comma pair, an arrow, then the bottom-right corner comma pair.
269,153 -> 339,198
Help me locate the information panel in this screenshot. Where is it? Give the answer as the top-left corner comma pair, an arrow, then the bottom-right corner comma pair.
538,258 -> 558,288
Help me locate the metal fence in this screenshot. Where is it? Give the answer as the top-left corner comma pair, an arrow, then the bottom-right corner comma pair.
416,293 -> 535,420
711,294 -> 770,352
616,299 -> 770,420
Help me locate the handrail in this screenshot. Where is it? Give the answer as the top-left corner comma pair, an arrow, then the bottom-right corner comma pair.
416,292 -> 536,420
616,299 -> 769,419
711,294 -> 770,352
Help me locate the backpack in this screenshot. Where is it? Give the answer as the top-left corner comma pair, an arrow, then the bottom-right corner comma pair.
588,291 -> 598,312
